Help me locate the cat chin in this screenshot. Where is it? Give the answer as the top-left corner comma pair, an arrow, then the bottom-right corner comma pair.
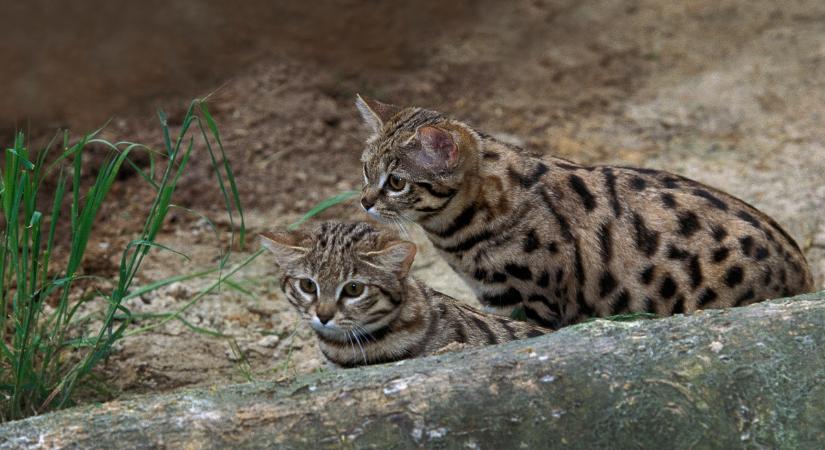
310,323 -> 350,341
311,320 -> 391,342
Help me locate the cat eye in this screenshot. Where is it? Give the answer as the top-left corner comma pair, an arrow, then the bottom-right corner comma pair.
298,278 -> 317,294
386,174 -> 407,192
342,281 -> 365,298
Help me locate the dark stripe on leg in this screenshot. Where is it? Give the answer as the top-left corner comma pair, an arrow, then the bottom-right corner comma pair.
469,316 -> 499,344
602,167 -> 622,217
569,174 -> 597,211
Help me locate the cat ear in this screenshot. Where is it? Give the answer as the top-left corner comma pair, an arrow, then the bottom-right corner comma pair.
259,231 -> 309,267
412,126 -> 459,172
362,240 -> 417,278
355,94 -> 401,135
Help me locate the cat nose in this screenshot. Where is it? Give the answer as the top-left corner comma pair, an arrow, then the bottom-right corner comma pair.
361,195 -> 376,211
316,311 -> 334,325
316,304 -> 336,325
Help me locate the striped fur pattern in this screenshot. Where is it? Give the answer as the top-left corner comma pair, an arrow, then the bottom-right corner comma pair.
260,221 -> 547,368
356,96 -> 814,329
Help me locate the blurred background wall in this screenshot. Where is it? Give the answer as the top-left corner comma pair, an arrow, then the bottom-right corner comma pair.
0,0 -> 480,132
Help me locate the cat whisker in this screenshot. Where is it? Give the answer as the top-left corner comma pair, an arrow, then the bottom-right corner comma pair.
393,217 -> 411,240
351,331 -> 369,365
399,211 -> 416,224
345,330 -> 358,364
353,325 -> 377,345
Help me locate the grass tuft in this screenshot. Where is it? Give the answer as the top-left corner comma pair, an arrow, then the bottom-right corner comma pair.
0,99 -> 244,421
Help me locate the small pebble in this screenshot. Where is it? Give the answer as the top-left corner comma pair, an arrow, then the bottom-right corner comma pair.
256,335 -> 281,348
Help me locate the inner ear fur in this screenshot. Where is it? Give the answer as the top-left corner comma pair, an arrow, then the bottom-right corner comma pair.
355,94 -> 402,135
361,240 -> 417,278
259,230 -> 309,267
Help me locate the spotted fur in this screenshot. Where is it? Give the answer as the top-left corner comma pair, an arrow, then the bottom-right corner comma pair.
356,96 -> 814,329
260,221 -> 547,368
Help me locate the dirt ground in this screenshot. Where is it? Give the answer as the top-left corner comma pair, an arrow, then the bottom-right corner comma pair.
5,0 -> 825,399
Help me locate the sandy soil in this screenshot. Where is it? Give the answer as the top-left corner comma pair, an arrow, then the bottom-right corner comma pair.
6,0 -> 825,399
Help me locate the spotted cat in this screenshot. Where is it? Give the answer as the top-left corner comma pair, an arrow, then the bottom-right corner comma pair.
260,221 -> 547,367
356,96 -> 814,329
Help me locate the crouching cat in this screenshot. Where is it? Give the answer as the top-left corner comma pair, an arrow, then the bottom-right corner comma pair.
260,221 -> 547,367
355,96 -> 813,329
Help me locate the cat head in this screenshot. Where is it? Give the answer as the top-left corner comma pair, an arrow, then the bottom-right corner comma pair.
356,95 -> 480,223
260,221 -> 416,343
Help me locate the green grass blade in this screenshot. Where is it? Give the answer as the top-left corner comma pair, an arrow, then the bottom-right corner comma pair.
199,103 -> 245,247
288,190 -> 359,230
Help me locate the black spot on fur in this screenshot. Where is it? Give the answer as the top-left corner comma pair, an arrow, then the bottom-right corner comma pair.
492,272 -> 507,283
724,266 -> 745,287
524,306 -> 557,330
735,289 -> 756,306
763,215 -> 803,252
613,289 -> 631,314
754,246 -> 770,261
692,189 -> 728,211
667,244 -> 689,260
527,294 -> 560,315
659,275 -> 678,299
662,176 -> 680,188
539,189 -> 573,240
508,162 -> 549,189
547,242 -> 559,254
536,271 -> 550,288
712,225 -> 728,242
556,162 -> 579,171
602,168 -> 622,217
523,229 -> 540,253
640,265 -> 656,285
736,210 -> 761,229
505,263 -> 532,281
556,268 -> 564,284
573,240 -> 586,286
482,151 -> 500,160
630,176 -> 647,191
569,174 -> 597,211
620,166 -> 660,176
598,222 -> 613,263
688,255 -> 703,289
577,291 -> 594,316
642,297 -> 656,314
739,236 -> 754,256
473,268 -> 487,281
677,211 -> 701,237
599,271 -> 618,298
483,288 -> 523,307
661,193 -> 677,208
672,296 -> 686,314
712,247 -> 730,263
763,268 -> 773,286
697,288 -> 718,307
633,212 -> 660,256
